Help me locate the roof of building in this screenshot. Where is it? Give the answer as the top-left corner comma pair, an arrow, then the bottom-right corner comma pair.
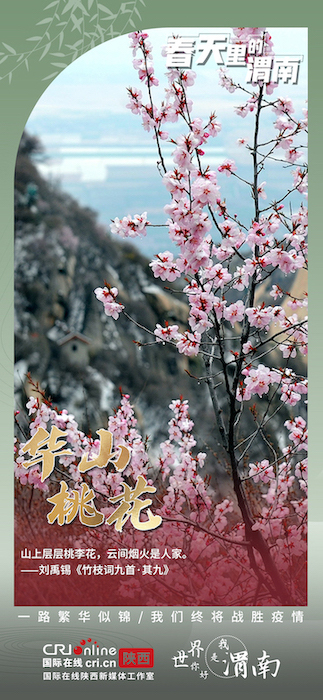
57,331 -> 91,346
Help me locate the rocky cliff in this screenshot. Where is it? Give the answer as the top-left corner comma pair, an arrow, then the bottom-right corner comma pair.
15,132 -> 235,488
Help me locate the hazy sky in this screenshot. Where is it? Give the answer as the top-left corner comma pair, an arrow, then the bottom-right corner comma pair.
27,27 -> 307,129
24,26 -> 308,253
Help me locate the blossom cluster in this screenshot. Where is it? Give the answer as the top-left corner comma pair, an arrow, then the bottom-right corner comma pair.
105,29 -> 307,603
15,389 -> 307,604
110,211 -> 149,238
102,30 -> 308,374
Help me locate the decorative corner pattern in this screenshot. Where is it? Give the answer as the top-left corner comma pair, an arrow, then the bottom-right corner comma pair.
0,0 -> 146,84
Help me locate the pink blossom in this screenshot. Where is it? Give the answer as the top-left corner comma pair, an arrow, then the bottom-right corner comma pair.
208,114 -> 222,137
163,169 -> 188,198
272,97 -> 294,116
245,305 -> 274,330
219,68 -> 236,93
128,31 -> 149,50
179,69 -> 197,87
257,181 -> 267,200
265,247 -> 304,274
234,103 -> 250,118
279,343 -> 297,359
265,81 -> 278,95
238,363 -> 280,401
214,244 -> 234,262
192,176 -> 220,206
138,65 -> 159,87
292,168 -> 308,196
28,466 -> 49,492
177,237 -> 212,274
94,286 -> 124,320
172,146 -> 194,172
188,307 -> 212,333
154,323 -> 179,343
203,262 -> 232,288
190,118 -> 208,145
126,87 -> 142,113
284,416 -> 307,450
149,251 -> 181,281
26,396 -> 38,414
223,300 -> 245,326
176,331 -> 201,356
218,159 -> 237,176
220,220 -> 245,249
111,211 -> 149,238
242,341 -> 254,355
285,148 -> 302,164
29,414 -> 48,436
249,460 -> 275,483
270,284 -> 283,300
247,221 -> 268,247
156,129 -> 169,140
274,115 -> 294,132
213,297 -> 226,320
141,109 -> 156,132
277,136 -> 294,151
233,266 -> 250,291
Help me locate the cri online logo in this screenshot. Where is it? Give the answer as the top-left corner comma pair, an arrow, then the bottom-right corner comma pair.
42,641 -> 154,668
43,640 -> 117,657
